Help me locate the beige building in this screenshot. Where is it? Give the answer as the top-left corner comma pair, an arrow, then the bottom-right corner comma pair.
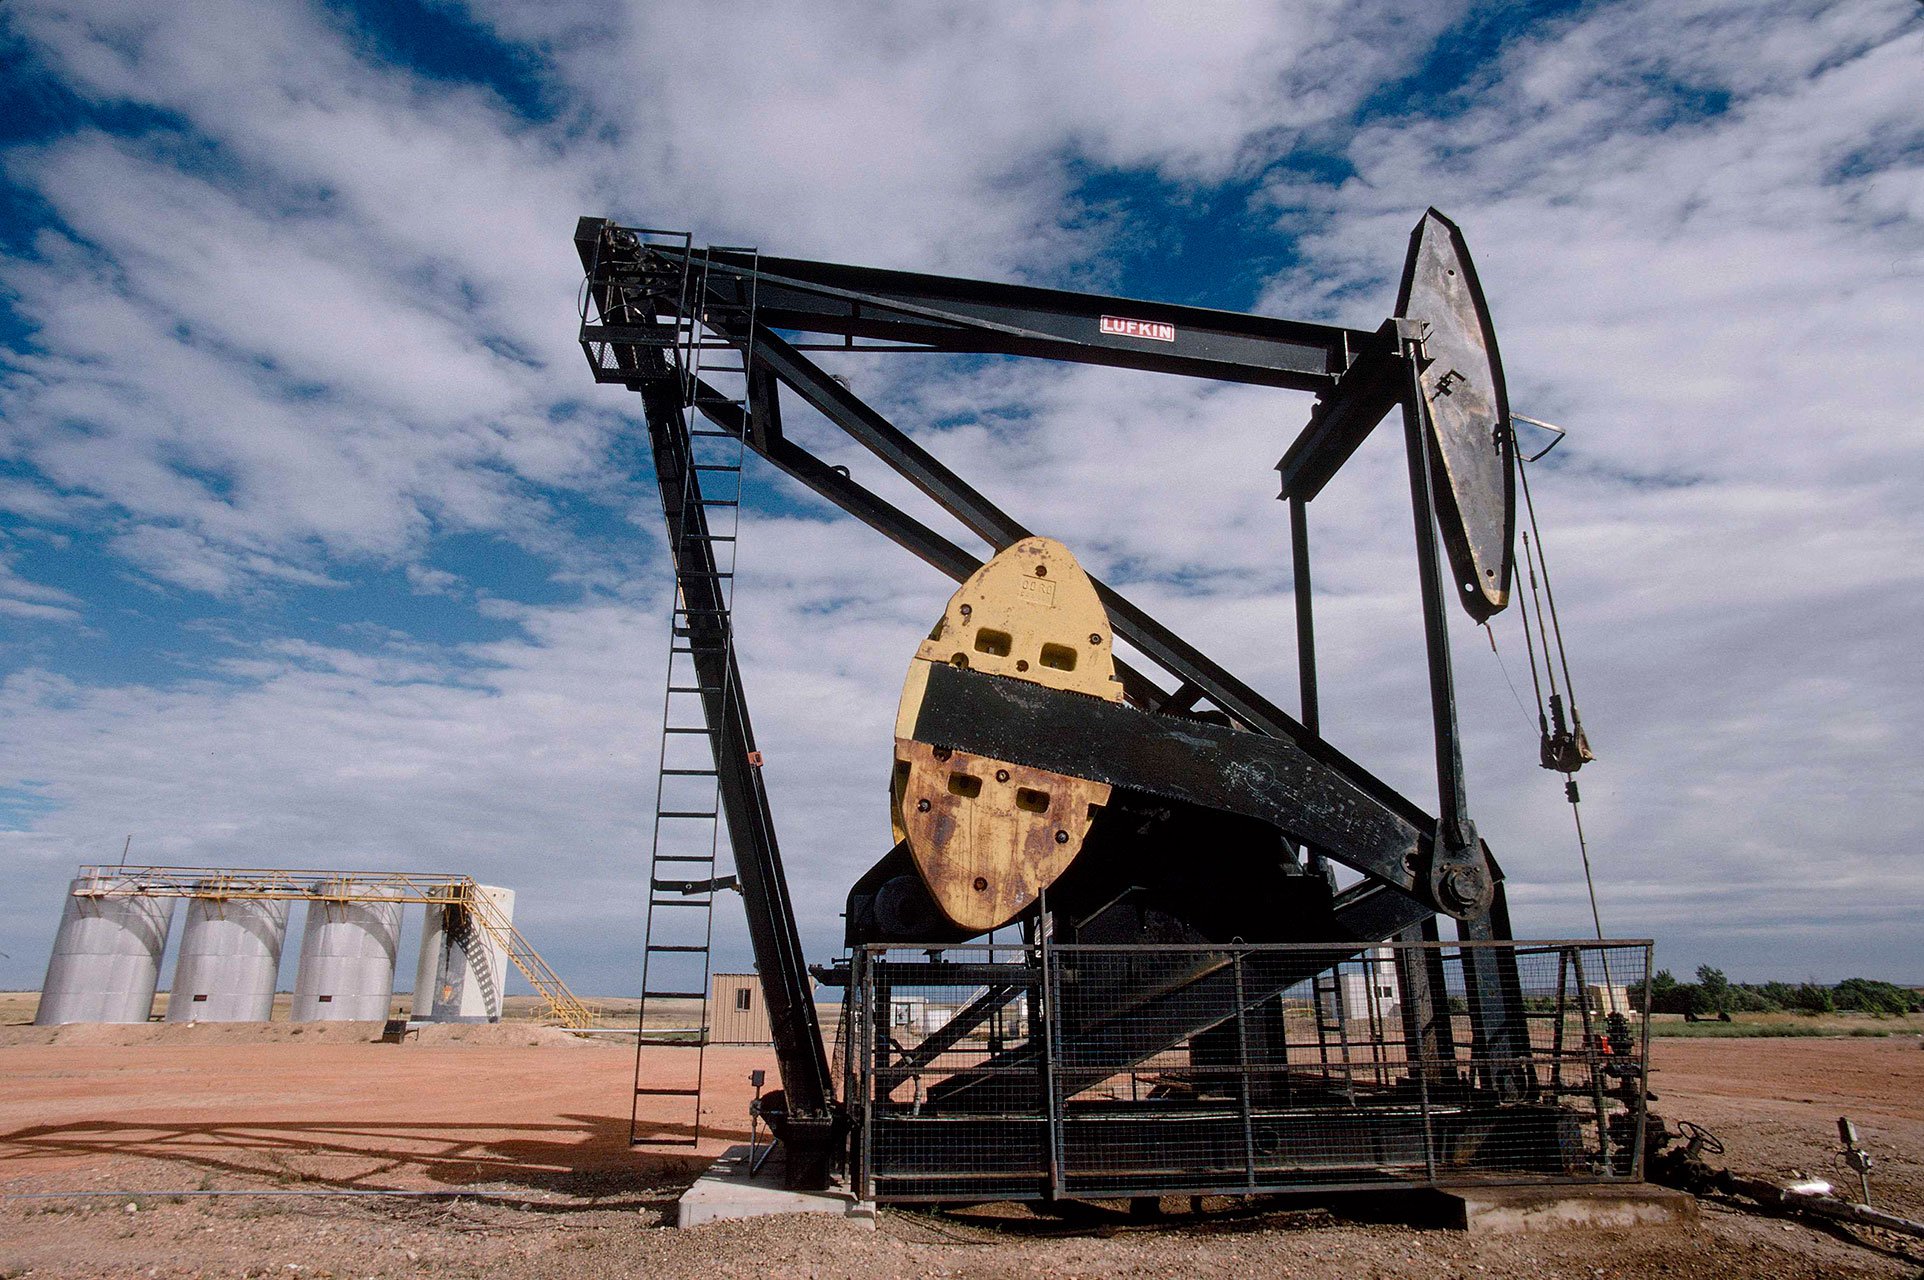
709,973 -> 773,1044
708,973 -> 850,1046
1586,983 -> 1635,1018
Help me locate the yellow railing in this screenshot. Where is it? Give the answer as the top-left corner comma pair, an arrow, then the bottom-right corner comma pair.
72,865 -> 470,904
70,864 -> 597,1029
460,883 -> 597,1029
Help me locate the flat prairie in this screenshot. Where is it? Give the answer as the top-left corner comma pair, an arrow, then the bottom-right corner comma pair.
1,1018 -> 1919,1278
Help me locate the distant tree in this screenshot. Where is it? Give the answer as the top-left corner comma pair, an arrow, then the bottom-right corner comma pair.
1832,978 -> 1920,1016
1791,982 -> 1834,1014
1723,983 -> 1774,1013
1694,966 -> 1731,1016
1645,969 -> 1697,1016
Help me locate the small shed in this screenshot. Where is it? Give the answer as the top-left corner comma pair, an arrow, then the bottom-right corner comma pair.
709,972 -> 773,1044
1586,983 -> 1635,1018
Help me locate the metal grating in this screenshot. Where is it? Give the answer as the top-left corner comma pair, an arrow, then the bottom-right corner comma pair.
850,939 -> 1651,1203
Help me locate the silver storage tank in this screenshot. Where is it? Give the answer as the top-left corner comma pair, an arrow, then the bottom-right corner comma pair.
412,884 -> 514,1023
35,876 -> 176,1025
167,888 -> 289,1023
290,882 -> 401,1021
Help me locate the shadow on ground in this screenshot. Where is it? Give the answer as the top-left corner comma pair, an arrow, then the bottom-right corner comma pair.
0,1111 -> 746,1207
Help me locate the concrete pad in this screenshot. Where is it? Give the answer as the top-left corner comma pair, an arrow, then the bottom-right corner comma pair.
1438,1183 -> 1698,1234
675,1144 -> 876,1229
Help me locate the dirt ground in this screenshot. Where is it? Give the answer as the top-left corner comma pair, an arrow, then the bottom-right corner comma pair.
2,1022 -> 1921,1279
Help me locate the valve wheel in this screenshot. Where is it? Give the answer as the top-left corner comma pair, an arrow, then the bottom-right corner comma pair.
1678,1120 -> 1725,1155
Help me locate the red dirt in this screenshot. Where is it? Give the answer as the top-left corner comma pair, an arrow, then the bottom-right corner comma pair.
0,1030 -> 768,1193
1,1028 -> 1920,1278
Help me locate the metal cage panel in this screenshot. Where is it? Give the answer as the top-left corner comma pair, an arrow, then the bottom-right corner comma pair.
849,939 -> 1650,1203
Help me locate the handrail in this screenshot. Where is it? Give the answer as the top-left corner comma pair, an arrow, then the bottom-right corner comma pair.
459,884 -> 597,1029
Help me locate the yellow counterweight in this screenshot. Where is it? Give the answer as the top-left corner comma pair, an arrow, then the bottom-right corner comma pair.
891,537 -> 1122,932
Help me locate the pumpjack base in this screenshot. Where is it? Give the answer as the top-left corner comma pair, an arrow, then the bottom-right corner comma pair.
1403,1182 -> 1696,1234
676,1145 -> 877,1229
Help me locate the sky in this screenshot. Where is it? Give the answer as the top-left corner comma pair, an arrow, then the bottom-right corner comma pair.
1,0 -> 1920,999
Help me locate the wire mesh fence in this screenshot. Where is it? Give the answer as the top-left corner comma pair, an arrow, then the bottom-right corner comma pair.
847,938 -> 1651,1202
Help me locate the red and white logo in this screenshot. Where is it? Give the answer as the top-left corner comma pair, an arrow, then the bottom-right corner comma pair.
1099,315 -> 1176,343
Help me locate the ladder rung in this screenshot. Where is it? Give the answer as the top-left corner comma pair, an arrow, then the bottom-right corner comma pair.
662,726 -> 717,735
634,1086 -> 703,1097
651,898 -> 710,908
643,990 -> 709,1001
679,534 -> 735,542
659,768 -> 718,776
675,571 -> 733,580
667,685 -> 720,693
691,463 -> 741,472
657,810 -> 718,819
653,856 -> 717,866
690,428 -> 737,438
648,944 -> 711,954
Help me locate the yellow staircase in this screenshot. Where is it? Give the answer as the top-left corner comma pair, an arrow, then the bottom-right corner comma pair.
459,881 -> 597,1029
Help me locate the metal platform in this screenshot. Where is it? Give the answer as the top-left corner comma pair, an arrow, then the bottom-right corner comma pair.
842,939 -> 1651,1204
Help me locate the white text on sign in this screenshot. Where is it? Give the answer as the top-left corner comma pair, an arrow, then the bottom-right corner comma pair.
1099,315 -> 1176,343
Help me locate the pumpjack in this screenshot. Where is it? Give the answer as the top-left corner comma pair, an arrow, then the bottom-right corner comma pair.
575,211 -> 1646,1199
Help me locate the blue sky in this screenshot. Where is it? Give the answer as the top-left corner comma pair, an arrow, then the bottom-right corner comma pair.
2,1 -> 1920,997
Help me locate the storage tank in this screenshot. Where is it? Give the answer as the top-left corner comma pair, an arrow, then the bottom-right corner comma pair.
290,882 -> 401,1021
35,876 -> 176,1025
167,889 -> 289,1023
412,884 -> 514,1023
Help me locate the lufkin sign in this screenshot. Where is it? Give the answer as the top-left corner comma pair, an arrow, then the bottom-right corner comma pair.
1099,314 -> 1176,343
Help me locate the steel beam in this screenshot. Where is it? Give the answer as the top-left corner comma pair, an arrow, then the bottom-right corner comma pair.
910,662 -> 1437,908
744,327 -> 1438,836
637,247 -> 1372,391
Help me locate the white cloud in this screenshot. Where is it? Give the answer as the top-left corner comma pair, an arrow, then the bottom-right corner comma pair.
1,0 -> 1919,999
0,551 -> 83,624
1245,0 -> 1924,974
464,0 -> 1464,272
